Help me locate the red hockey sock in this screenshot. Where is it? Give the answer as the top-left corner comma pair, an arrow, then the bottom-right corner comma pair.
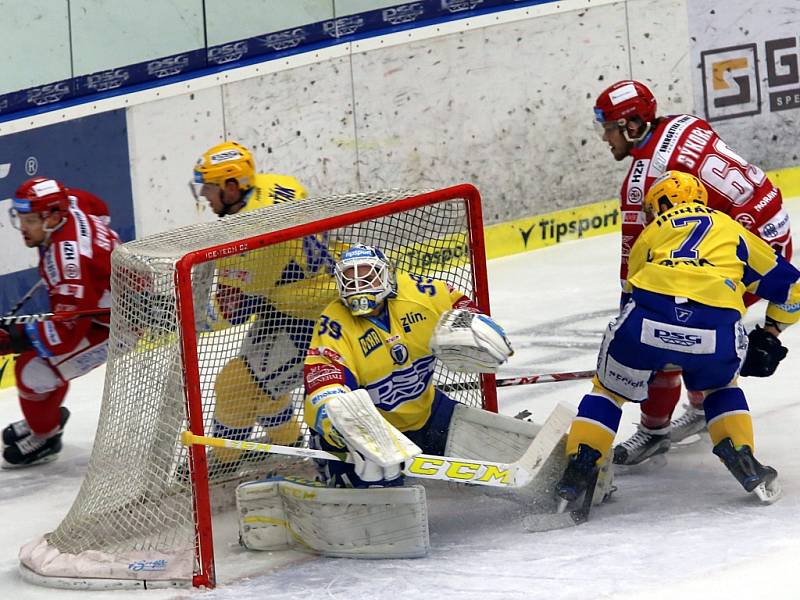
640,371 -> 682,429
20,385 -> 68,436
686,389 -> 705,410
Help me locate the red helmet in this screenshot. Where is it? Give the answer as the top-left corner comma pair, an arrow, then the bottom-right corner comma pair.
13,177 -> 70,214
594,80 -> 657,125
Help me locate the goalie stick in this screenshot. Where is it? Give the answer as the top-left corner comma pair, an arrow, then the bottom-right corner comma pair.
180,401 -> 575,490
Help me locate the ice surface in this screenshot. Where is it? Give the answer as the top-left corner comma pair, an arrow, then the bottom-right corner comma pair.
2,203 -> 799,599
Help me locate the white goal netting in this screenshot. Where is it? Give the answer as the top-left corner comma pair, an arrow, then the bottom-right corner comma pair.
20,186 -> 491,588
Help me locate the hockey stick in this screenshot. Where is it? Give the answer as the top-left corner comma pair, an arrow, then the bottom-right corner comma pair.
497,369 -> 596,387
439,369 -> 595,392
180,402 -> 575,489
4,279 -> 45,317
0,308 -> 110,326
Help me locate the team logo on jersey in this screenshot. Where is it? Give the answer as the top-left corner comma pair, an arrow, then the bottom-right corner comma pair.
753,188 -> 779,212
623,211 -> 646,225
390,344 -> 409,365
621,235 -> 635,257
367,355 -> 437,410
71,207 -> 94,258
674,307 -> 693,323
400,311 -> 425,333
305,364 -> 344,391
308,346 -> 346,364
626,159 -> 648,205
759,209 -> 790,240
642,319 -> 716,354
650,116 -> 696,175
43,320 -> 62,347
55,284 -> 85,298
43,247 -> 59,286
359,329 -> 382,357
60,241 -> 81,279
598,354 -> 648,402
735,213 -> 756,229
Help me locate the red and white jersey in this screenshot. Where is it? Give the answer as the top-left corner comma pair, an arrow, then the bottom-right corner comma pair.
619,114 -> 790,284
66,187 -> 111,226
26,202 -> 120,358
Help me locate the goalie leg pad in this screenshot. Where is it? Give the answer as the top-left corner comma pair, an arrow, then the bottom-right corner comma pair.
444,403 -> 541,463
237,477 -> 430,558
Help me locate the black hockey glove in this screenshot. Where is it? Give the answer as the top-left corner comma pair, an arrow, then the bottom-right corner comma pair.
0,323 -> 34,355
739,325 -> 788,377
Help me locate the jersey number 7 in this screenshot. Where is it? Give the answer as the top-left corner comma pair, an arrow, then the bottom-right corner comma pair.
670,215 -> 712,260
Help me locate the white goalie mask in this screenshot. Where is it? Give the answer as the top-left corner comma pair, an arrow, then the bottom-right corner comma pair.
334,244 -> 397,316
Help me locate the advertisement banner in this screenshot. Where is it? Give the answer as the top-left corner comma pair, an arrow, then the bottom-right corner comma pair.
689,1 -> 800,123
484,199 -> 620,258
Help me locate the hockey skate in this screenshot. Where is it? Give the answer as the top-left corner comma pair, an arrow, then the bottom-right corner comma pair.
523,444 -> 603,532
612,424 -> 670,468
2,406 -> 71,447
2,432 -> 63,469
712,438 -> 781,504
669,405 -> 707,444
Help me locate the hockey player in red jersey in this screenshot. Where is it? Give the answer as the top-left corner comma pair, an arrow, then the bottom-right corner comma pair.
1,177 -> 120,468
593,80 -> 792,466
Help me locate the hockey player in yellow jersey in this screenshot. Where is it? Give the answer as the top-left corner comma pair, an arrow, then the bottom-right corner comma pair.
192,140 -> 306,218
303,244 -> 514,487
556,171 -> 797,511
191,141 -> 340,475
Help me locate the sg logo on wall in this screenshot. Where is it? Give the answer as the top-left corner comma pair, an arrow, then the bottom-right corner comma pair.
700,37 -> 800,121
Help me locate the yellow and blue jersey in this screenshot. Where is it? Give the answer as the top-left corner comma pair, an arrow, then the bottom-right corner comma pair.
303,272 -> 473,447
626,203 -> 800,325
207,174 -> 346,326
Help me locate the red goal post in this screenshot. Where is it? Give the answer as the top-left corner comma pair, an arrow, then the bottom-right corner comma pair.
19,184 -> 496,589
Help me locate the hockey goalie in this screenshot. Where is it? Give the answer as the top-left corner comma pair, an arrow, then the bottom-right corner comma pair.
234,244 -> 609,557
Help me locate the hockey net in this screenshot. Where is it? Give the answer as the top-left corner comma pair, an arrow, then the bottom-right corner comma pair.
19,184 -> 494,589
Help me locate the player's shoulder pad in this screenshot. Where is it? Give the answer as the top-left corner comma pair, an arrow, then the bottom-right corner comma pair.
254,173 -> 307,202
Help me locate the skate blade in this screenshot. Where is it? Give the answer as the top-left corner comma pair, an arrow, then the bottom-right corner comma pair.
670,432 -> 706,447
522,510 -> 587,532
753,480 -> 782,504
1,453 -> 60,470
522,498 -> 587,532
614,452 -> 667,474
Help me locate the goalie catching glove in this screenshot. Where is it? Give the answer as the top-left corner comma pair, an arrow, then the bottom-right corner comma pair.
429,309 -> 513,373
326,389 -> 421,486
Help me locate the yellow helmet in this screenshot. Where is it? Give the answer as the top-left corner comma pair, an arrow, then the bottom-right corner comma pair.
644,170 -> 708,216
193,141 -> 255,191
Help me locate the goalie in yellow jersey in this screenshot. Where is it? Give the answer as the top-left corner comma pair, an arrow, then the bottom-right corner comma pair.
303,244 -> 514,488
555,171 -> 799,513
191,141 -> 338,476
